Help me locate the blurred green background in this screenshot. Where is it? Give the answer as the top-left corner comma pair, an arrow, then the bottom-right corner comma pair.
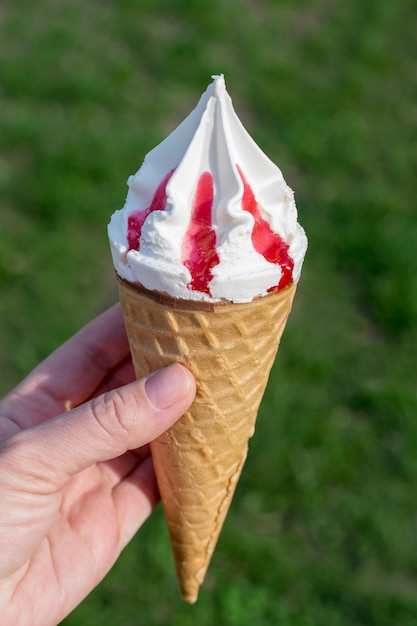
1,0 -> 416,624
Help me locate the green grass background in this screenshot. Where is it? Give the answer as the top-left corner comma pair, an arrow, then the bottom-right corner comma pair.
1,0 -> 416,624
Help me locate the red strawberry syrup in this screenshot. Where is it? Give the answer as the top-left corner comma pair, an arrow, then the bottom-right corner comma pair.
126,164 -> 293,297
127,169 -> 174,251
181,171 -> 220,294
237,165 -> 293,290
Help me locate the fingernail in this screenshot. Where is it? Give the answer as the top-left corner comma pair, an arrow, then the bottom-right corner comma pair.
145,364 -> 192,409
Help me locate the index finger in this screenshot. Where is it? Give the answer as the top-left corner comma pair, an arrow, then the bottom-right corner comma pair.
1,304 -> 131,432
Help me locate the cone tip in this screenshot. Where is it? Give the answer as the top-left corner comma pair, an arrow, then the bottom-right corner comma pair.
180,578 -> 201,604
182,590 -> 199,604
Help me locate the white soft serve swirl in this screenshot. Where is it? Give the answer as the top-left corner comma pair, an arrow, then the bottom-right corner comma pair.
108,74 -> 307,303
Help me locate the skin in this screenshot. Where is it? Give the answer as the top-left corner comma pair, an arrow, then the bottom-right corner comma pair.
0,304 -> 196,625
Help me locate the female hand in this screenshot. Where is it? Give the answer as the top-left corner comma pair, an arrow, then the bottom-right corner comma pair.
0,305 -> 196,625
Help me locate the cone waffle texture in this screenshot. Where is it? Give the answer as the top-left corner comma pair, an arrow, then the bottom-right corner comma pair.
117,275 -> 297,603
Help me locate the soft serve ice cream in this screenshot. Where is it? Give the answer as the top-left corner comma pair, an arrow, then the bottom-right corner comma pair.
108,74 -> 307,303
108,75 -> 308,602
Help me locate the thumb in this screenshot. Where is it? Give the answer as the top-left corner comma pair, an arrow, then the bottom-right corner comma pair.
1,364 -> 196,489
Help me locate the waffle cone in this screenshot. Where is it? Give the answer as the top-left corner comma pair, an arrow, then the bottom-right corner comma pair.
117,275 -> 297,603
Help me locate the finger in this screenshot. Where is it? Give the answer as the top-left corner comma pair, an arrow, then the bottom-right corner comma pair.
112,456 -> 160,550
97,445 -> 151,488
0,305 -> 131,432
36,304 -> 130,397
91,357 -> 136,399
1,364 -> 196,491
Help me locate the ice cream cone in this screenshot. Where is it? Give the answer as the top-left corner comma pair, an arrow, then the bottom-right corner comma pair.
117,274 -> 297,603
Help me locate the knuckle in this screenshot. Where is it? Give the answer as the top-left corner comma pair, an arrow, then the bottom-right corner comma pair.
90,389 -> 139,442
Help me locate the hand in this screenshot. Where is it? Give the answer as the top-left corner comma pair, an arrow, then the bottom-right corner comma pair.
0,305 -> 196,626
